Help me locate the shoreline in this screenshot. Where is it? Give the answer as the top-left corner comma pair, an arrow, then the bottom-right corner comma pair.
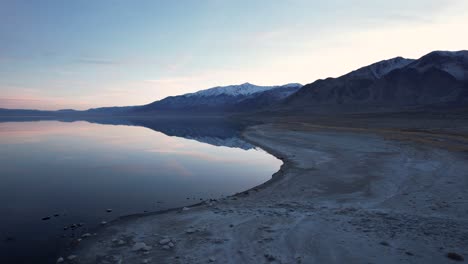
69,122 -> 468,264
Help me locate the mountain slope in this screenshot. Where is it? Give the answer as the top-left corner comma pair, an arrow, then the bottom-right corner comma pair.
282,50 -> 468,112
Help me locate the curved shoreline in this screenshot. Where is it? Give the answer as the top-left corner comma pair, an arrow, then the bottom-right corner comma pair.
69,122 -> 468,264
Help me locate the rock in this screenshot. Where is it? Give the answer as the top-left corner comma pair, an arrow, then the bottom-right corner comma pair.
142,259 -> 150,264
42,216 -> 51,221
56,257 -> 64,263
54,214 -> 60,217
159,238 -> 171,245
117,239 -> 126,245
185,228 -> 196,234
264,254 -> 276,261
162,245 -> 170,250
182,207 -> 190,211
209,256 -> 216,262
81,233 -> 92,238
132,242 -> 152,251
446,252 -> 464,261
106,209 -> 113,213
67,255 -> 77,261
168,242 -> 174,247
379,241 -> 390,246
100,221 -> 107,225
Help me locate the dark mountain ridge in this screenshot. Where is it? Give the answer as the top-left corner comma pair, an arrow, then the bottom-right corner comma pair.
280,50 -> 468,113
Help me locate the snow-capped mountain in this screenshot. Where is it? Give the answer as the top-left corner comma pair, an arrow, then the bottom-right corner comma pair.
186,82 -> 302,97
136,82 -> 302,113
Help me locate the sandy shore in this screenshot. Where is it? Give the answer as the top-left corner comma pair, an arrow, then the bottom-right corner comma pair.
68,122 -> 468,264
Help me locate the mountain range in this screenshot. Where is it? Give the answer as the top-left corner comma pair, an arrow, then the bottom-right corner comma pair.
282,50 -> 468,113
1,50 -> 467,116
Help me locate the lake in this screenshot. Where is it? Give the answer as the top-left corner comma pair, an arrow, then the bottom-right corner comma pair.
0,118 -> 281,263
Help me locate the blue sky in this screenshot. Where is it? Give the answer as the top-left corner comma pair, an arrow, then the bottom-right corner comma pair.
1,0 -> 467,110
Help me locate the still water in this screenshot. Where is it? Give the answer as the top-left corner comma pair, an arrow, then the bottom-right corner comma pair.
0,118 -> 281,263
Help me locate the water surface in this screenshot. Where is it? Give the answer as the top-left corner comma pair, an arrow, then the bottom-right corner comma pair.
0,118 -> 281,263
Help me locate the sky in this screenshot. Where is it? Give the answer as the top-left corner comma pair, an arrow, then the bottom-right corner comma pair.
1,0 -> 468,110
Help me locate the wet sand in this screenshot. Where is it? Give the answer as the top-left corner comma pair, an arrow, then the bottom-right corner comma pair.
67,122 -> 468,264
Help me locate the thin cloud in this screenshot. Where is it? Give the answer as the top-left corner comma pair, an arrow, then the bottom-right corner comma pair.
75,57 -> 120,65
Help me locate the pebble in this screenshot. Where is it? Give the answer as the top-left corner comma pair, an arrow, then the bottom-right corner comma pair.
159,238 -> 171,245
132,242 -> 152,252
264,254 -> 276,261
185,228 -> 196,234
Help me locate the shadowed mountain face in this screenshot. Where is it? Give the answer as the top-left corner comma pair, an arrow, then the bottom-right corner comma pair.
282,51 -> 468,113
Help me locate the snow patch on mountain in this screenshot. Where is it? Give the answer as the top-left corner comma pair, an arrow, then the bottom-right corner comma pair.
368,57 -> 414,78
186,82 -> 302,97
348,57 -> 414,79
409,50 -> 468,81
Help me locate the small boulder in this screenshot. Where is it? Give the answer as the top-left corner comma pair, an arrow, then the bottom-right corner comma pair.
56,257 -> 64,263
209,256 -> 216,262
67,255 -> 77,261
